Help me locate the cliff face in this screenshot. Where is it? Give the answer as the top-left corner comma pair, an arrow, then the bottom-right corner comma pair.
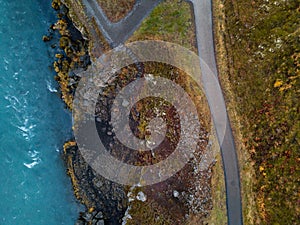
64,142 -> 128,224
49,1 -> 129,224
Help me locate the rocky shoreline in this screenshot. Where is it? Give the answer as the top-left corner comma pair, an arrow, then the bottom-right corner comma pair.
45,1 -> 215,224
44,1 -> 90,110
45,2 -> 128,224
43,1 -> 114,225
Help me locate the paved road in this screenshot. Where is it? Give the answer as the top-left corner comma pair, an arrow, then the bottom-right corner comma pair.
82,0 -> 161,46
189,0 -> 243,224
81,0 -> 243,224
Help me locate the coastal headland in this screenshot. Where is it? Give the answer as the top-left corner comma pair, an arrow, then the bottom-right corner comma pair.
44,0 -> 299,224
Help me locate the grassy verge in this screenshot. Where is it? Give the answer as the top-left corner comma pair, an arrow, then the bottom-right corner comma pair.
212,0 -> 258,224
202,129 -> 227,225
128,0 -> 196,52
215,0 -> 299,224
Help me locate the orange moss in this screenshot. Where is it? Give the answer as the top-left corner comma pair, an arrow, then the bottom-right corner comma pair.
63,141 -> 76,154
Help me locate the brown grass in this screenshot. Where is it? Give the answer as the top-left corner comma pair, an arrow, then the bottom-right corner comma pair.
211,0 -> 258,224
96,0 -> 136,22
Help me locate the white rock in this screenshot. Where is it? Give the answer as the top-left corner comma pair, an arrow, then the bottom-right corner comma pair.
173,190 -> 179,198
136,191 -> 147,202
122,99 -> 129,107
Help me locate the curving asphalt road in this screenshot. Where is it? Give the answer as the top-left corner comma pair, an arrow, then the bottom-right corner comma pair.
189,0 -> 243,224
80,0 -> 243,224
82,0 -> 162,47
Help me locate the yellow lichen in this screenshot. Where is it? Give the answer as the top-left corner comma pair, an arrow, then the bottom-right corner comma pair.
55,53 -> 64,59
59,36 -> 70,49
67,156 -> 81,200
53,61 -> 60,73
63,141 -> 76,154
51,0 -> 61,10
88,207 -> 95,213
259,166 -> 264,172
274,79 -> 283,88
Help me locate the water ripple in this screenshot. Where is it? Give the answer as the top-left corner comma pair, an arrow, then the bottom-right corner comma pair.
0,0 -> 81,224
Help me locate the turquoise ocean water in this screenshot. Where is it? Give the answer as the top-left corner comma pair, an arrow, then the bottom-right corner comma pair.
0,0 -> 81,224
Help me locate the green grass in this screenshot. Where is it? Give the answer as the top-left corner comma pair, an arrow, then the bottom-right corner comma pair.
204,132 -> 227,225
128,0 -> 196,51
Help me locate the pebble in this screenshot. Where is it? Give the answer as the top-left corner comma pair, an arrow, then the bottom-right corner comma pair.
96,220 -> 105,225
42,35 -> 51,42
95,181 -> 103,188
122,99 -> 129,107
83,213 -> 92,221
95,211 -> 104,219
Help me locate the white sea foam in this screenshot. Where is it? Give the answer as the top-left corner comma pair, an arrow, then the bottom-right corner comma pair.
46,80 -> 58,93
17,123 -> 36,141
0,1 -> 80,223
28,150 -> 39,158
23,158 -> 40,169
